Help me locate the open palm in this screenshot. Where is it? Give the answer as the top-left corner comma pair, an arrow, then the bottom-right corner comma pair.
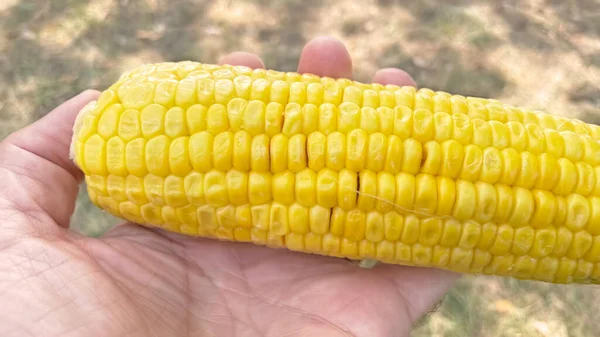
0,37 -> 457,337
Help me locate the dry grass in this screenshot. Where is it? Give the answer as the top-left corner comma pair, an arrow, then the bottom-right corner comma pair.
2,0 -> 600,335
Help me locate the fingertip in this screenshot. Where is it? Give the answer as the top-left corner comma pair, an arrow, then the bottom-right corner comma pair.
372,68 -> 417,87
298,36 -> 353,79
219,52 -> 265,69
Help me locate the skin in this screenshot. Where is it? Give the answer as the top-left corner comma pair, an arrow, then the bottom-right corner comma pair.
0,36 -> 458,337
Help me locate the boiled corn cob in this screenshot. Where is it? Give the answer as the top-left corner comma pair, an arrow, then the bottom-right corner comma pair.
71,61 -> 600,284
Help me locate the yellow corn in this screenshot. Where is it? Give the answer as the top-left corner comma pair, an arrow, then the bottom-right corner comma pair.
71,61 -> 600,284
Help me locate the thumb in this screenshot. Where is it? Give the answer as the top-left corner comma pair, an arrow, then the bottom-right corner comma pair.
0,90 -> 100,230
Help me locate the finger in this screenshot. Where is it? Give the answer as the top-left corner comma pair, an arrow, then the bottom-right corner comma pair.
1,90 -> 100,228
371,68 -> 417,87
297,36 -> 353,79
219,52 -> 265,69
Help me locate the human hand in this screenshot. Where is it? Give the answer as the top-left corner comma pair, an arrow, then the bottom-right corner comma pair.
0,36 -> 458,337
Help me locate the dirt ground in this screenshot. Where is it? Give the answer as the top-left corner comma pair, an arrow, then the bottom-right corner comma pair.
2,0 -> 600,336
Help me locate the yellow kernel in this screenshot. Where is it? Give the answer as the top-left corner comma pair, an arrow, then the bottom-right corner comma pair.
251,204 -> 270,230
152,79 -> 177,106
307,132 -> 326,171
477,223 -> 497,250
360,107 -> 379,133
489,224 -> 514,255
512,226 -> 535,255
323,81 -> 342,105
511,256 -> 538,279
562,132 -> 584,163
419,218 -> 443,246
251,135 -> 270,172
395,172 -> 415,212
544,129 -> 565,158
265,102 -> 284,137
384,136 -> 403,174
326,132 -> 347,171
106,176 -> 126,201
432,246 -> 451,268
283,103 -> 303,136
412,244 -> 433,266
412,109 -> 435,143
395,242 -> 412,262
395,86 -> 415,109
189,131 -> 213,172
401,214 -> 420,245
206,104 -> 229,135
122,82 -> 155,110
472,119 -> 492,148
186,104 -> 207,134
323,234 -> 341,254
175,78 -> 196,107
393,105 -> 413,139
338,169 -> 357,210
474,182 -> 497,224
307,83 -> 324,106
458,221 -> 481,249
536,154 -> 559,191
268,134 -> 288,173
479,147 -> 502,184
310,205 -> 331,235
384,212 -> 404,241
144,174 -> 165,205
357,170 -> 377,211
567,230 -> 593,260
514,152 -> 539,189
248,171 -> 272,205
453,180 -> 476,221
421,141 -> 442,175
106,137 -> 127,176
270,80 -> 290,104
575,162 -> 595,196
452,113 -> 473,145
233,75 -> 252,99
459,145 -> 483,181
184,172 -> 205,205
121,176 -> 146,206
378,107 -> 394,135
551,227 -> 573,257
296,168 -> 317,207
500,148 -> 520,185
269,203 -> 289,236
214,79 -> 234,104
169,137 -> 192,177
273,171 -> 295,205
507,122 -> 527,152
145,135 -> 170,176
204,170 -> 228,207
345,209 -> 367,241
216,205 -> 236,228
565,194 -> 590,231
288,134 -> 307,173
98,104 -> 124,139
449,247 -> 474,272
141,203 -> 164,225
433,111 -> 453,142
508,187 -> 534,227
288,203 -> 309,234
251,78 -> 270,103
530,190 -> 557,228
376,172 -> 396,212
330,208 -> 346,237
530,227 -> 557,258
226,170 -> 248,206
303,105 -> 318,134
212,131 -> 233,171
587,197 -> 600,235
234,228 -> 253,242
317,168 -> 338,208
342,85 -> 362,106
243,100 -> 266,136
227,98 -> 246,131
318,103 -> 338,135
165,107 -> 187,138
493,184 -> 514,224
366,133 -> 387,172
376,241 -> 395,261
414,173 -> 437,214
402,138 -> 422,175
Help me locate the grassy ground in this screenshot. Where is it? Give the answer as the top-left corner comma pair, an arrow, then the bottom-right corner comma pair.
2,0 -> 600,335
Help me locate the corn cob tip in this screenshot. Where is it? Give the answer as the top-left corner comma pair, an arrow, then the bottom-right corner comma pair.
70,99 -> 99,168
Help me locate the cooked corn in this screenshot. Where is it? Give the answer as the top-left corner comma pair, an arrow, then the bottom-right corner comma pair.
71,61 -> 600,284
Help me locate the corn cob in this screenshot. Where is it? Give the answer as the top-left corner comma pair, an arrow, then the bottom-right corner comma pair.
71,61 -> 600,284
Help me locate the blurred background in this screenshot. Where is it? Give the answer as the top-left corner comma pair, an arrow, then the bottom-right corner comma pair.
1,0 -> 600,335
